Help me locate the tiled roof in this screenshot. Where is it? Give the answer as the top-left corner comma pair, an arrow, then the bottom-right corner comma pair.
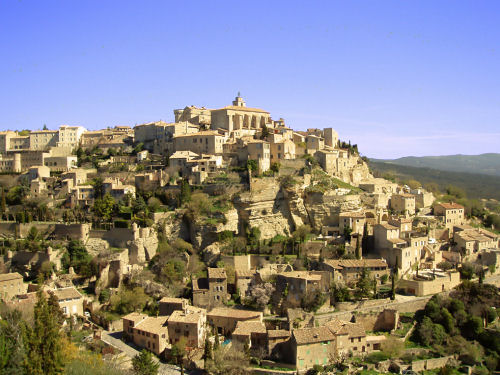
51,287 -> 82,300
208,307 -> 262,320
280,271 -> 322,281
168,309 -> 203,324
293,326 -> 335,345
215,106 -> 270,114
339,211 -> 366,219
123,312 -> 148,324
0,272 -> 23,282
232,321 -> 266,336
323,259 -> 388,270
174,131 -> 222,138
325,318 -> 366,338
208,267 -> 227,279
159,297 -> 186,304
267,330 -> 291,339
136,316 -> 169,333
438,202 -> 464,210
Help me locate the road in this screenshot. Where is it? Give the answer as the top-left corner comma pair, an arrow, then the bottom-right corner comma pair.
101,330 -> 181,375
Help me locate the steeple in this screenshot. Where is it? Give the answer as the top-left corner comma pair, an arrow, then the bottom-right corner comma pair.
232,93 -> 246,107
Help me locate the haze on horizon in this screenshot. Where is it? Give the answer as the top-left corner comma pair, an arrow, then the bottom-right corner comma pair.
0,0 -> 499,159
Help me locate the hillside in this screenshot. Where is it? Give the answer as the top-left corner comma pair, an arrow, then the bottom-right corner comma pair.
373,153 -> 500,177
369,160 -> 500,200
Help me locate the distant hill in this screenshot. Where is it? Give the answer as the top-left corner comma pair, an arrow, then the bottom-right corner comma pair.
369,160 -> 500,200
372,153 -> 500,177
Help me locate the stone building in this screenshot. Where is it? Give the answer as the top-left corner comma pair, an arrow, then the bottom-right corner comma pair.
207,307 -> 263,336
0,272 -> 25,301
232,320 -> 267,353
339,211 -> 366,236
434,202 -> 465,230
192,267 -> 229,309
167,306 -> 206,349
51,287 -> 84,317
159,297 -> 188,316
123,312 -> 169,356
275,271 -> 330,308
173,131 -> 226,155
390,194 -> 416,215
210,95 -> 271,133
321,259 -> 389,286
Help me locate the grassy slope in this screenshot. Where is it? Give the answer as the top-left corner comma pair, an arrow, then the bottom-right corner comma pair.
369,161 -> 500,200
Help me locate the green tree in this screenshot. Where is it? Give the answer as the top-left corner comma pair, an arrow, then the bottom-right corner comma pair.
270,162 -> 280,175
171,337 -> 187,375
343,225 -> 352,242
203,336 -> 213,366
0,187 -> 6,219
132,350 -> 159,375
390,272 -> 396,300
354,268 -> 373,299
355,235 -> 361,259
0,309 -> 27,375
91,177 -> 104,200
247,226 -> 261,250
179,179 -> 191,206
25,290 -> 64,375
246,159 -> 258,172
260,124 -> 270,139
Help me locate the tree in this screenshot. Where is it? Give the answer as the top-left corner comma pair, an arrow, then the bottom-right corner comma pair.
1,187 -> 6,219
179,179 -> 191,205
132,350 -> 159,375
246,283 -> 275,310
260,124 -> 270,139
355,235 -> 361,259
247,226 -> 261,250
293,225 -> 311,244
92,177 -> 104,200
205,346 -> 250,375
203,336 -> 213,366
381,336 -> 404,358
0,309 -> 27,375
390,272 -> 396,300
24,289 -> 64,375
246,159 -> 258,173
42,124 -> 48,130
354,268 -> 373,299
343,225 -> 352,242
171,337 -> 187,375
270,162 -> 280,175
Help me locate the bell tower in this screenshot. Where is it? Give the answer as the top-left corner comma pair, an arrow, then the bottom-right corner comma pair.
232,92 -> 246,107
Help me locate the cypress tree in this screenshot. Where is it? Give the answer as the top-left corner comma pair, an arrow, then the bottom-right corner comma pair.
355,235 -> 361,260
24,289 -> 64,375
1,187 -> 6,219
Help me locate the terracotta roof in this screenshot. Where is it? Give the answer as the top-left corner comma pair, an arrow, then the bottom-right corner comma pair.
136,316 -> 169,333
325,318 -> 366,338
323,259 -> 388,270
293,326 -> 335,345
280,271 -> 322,281
0,272 -> 23,282
51,287 -> 82,301
267,330 -> 291,339
438,202 -> 464,210
377,223 -> 399,230
174,131 -> 222,138
208,307 -> 262,320
232,321 -> 266,336
339,211 -> 366,219
159,297 -> 186,304
168,309 -> 203,324
208,268 -> 227,279
123,312 -> 148,324
215,106 -> 270,114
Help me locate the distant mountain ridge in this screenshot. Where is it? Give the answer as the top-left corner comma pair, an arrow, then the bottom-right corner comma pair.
372,153 -> 500,177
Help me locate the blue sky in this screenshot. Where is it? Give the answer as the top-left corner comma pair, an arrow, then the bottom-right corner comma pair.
0,1 -> 499,158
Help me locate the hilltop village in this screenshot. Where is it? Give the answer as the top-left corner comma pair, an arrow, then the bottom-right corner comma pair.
1,96 -> 499,374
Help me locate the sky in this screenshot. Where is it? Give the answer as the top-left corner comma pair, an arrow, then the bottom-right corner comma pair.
0,1 -> 499,159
